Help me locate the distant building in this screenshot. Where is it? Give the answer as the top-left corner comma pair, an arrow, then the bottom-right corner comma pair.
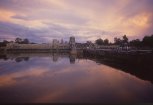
6,43 -> 52,50
6,38 -> 70,50
5,36 -> 100,50
69,36 -> 76,49
52,39 -> 59,49
60,39 -> 64,44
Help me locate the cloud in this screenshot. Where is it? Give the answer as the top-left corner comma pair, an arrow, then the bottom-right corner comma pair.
0,0 -> 58,12
0,21 -> 47,42
0,20 -> 121,43
0,0 -> 153,42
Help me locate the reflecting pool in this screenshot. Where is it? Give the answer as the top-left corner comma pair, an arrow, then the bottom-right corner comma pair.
0,53 -> 153,103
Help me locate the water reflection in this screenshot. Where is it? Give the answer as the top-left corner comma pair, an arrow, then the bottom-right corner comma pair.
15,57 -> 29,62
0,53 -> 153,103
69,54 -> 76,64
0,53 -> 76,64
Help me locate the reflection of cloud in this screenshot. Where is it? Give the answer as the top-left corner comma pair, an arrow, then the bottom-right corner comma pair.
33,60 -> 153,103
0,58 -> 153,103
0,67 -> 48,87
34,88 -> 67,103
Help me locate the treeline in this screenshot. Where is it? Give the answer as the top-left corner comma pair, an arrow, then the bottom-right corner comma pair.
1,35 -> 153,48
95,34 -> 153,48
0,38 -> 33,47
95,35 -> 128,46
130,35 -> 153,47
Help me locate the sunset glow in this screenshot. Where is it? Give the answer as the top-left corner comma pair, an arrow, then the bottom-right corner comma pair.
0,0 -> 153,42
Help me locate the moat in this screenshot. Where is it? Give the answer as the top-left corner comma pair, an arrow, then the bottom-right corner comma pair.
0,52 -> 153,104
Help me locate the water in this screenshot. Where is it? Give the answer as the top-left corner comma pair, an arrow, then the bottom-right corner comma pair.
0,53 -> 153,103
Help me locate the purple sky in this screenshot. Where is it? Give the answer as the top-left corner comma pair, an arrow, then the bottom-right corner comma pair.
0,0 -> 153,43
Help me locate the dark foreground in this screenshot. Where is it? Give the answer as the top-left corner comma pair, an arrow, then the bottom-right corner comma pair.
83,49 -> 153,83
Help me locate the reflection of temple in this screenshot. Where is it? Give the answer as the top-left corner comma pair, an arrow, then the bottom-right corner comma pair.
0,52 -> 77,64
69,36 -> 77,54
69,54 -> 76,64
52,53 -> 58,62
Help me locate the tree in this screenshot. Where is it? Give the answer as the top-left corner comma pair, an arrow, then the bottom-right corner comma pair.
86,41 -> 92,44
0,40 -> 9,47
122,35 -> 128,43
15,38 -> 22,44
114,37 -> 122,45
142,35 -> 153,47
129,39 -> 141,47
95,38 -> 103,45
3,40 -> 9,46
103,39 -> 109,45
22,38 -> 29,44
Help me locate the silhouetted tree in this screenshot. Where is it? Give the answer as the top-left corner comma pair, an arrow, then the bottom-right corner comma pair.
0,40 -> 9,47
129,39 -> 141,47
122,35 -> 128,43
15,38 -> 22,44
95,38 -> 103,45
103,39 -> 109,45
142,35 -> 153,47
86,41 -> 92,44
114,37 -> 122,45
22,38 -> 29,44
15,38 -> 30,44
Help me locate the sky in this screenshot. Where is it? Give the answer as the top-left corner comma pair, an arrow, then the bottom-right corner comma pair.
0,0 -> 153,43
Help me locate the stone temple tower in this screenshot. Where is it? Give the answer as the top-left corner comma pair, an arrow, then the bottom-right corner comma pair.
69,36 -> 77,54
